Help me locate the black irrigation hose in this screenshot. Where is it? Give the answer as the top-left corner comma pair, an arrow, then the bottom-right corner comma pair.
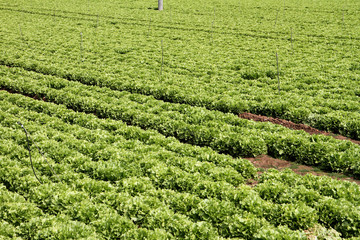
17,121 -> 61,183
17,121 -> 42,184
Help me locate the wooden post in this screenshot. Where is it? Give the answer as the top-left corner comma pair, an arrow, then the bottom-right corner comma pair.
158,0 -> 163,10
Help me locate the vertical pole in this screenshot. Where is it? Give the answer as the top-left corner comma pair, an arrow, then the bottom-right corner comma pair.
148,17 -> 152,36
276,52 -> 280,94
274,10 -> 279,28
19,24 -> 30,48
80,32 -> 83,62
158,0 -> 163,10
160,40 -> 164,78
291,28 -> 293,53
19,24 -> 23,39
211,20 -> 214,44
211,7 -> 215,44
170,5 -> 172,21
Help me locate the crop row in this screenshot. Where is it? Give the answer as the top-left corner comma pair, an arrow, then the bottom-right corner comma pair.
0,3 -> 359,139
0,110 -> 308,239
0,104 -> 247,188
0,121 -> 352,238
1,50 -> 359,140
1,124 -> 224,239
0,130 -> 348,239
3,0 -> 360,37
1,66 -> 360,177
0,90 -> 257,179
0,152 -> 174,239
1,90 -> 359,204
0,156 -> 207,239
1,92 -> 360,237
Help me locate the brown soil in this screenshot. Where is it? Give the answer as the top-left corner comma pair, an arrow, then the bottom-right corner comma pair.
245,155 -> 360,186
239,112 -> 360,145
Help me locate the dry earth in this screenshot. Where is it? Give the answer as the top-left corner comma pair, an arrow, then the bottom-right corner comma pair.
239,112 -> 360,185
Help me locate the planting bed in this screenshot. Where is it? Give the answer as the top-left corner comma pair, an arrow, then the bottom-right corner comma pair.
0,0 -> 359,239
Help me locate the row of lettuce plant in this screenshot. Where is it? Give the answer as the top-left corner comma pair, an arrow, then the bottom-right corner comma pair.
2,94 -> 359,203
0,120 -> 354,238
0,138 -> 223,239
0,155 -> 142,239
1,4 -> 359,139
1,67 -> 359,177
0,55 -> 359,140
0,124 -> 306,239
1,95 -> 360,237
0,90 -> 257,179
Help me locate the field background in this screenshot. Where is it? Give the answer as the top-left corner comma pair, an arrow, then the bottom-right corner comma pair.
1,0 -> 360,239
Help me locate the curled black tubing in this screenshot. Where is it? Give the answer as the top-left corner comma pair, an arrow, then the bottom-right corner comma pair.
17,121 -> 61,183
17,121 -> 42,184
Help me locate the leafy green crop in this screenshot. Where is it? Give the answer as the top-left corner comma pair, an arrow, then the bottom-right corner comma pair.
1,0 -> 360,238
1,68 -> 360,177
0,0 -> 359,138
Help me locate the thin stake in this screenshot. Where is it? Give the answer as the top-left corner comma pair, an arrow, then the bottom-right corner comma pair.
53,9 -> 57,26
291,28 -> 293,52
80,32 -> 83,62
19,24 -> 23,39
211,7 -> 215,43
19,24 -> 30,48
276,52 -> 280,94
148,17 -> 152,36
211,20 -> 214,43
160,40 -> 164,78
274,10 -> 279,28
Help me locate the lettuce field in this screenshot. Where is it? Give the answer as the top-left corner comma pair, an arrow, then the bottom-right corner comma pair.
1,0 -> 360,239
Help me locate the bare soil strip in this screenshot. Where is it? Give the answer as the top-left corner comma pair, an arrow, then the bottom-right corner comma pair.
239,113 -> 360,185
239,112 -> 360,145
245,155 -> 360,186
